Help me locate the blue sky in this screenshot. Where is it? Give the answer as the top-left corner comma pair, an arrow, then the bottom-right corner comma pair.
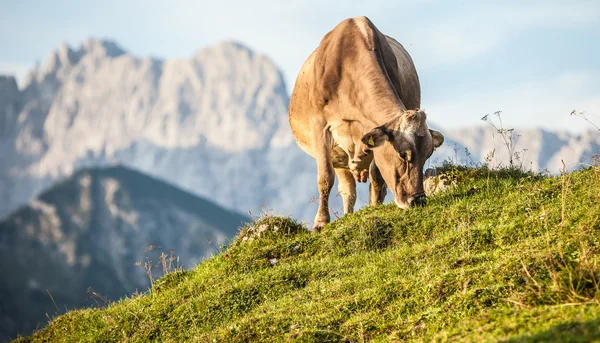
1,0 -> 599,132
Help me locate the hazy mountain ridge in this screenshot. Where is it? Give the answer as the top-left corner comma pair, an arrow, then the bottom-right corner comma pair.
0,39 -> 316,221
0,165 -> 248,341
436,126 -> 600,172
1,39 -> 599,223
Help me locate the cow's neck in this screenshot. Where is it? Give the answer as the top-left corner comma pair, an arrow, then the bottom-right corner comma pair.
353,66 -> 406,128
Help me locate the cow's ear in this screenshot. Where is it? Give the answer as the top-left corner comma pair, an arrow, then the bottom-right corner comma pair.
362,127 -> 389,148
430,130 -> 444,148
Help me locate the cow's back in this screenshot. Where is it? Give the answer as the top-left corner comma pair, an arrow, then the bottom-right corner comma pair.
384,36 -> 421,110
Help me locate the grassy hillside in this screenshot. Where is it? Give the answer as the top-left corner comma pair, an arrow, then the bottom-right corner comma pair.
16,166 -> 600,342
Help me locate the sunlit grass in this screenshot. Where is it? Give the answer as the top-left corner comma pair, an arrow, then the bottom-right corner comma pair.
17,166 -> 600,342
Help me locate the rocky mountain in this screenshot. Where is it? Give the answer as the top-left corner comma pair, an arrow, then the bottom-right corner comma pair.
0,39 -> 318,222
1,39 -> 599,224
435,126 -> 600,173
0,165 -> 248,341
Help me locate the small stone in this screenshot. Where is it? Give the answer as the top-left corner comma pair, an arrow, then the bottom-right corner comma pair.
424,172 -> 457,196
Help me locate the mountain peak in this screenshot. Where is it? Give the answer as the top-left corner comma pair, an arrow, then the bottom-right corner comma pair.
23,38 -> 127,88
191,40 -> 284,78
212,40 -> 254,51
80,38 -> 126,58
191,40 -> 259,65
194,40 -> 255,56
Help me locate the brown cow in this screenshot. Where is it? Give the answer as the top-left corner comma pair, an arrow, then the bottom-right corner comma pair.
289,16 -> 444,231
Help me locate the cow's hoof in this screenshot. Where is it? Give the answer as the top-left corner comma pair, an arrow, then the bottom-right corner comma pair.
351,169 -> 369,183
359,169 -> 369,183
312,221 -> 327,233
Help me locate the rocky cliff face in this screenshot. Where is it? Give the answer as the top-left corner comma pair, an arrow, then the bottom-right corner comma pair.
0,165 -> 248,341
0,39 -> 321,222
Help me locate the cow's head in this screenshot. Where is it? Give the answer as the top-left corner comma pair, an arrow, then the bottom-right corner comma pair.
361,109 -> 444,208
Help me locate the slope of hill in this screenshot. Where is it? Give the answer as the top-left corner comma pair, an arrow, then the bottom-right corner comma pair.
0,166 -> 248,341
16,166 -> 600,342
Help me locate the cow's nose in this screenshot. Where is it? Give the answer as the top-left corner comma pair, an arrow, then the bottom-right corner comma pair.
410,194 -> 427,207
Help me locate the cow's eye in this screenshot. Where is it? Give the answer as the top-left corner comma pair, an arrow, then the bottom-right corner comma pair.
399,151 -> 407,160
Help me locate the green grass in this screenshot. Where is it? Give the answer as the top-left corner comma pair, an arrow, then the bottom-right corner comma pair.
16,166 -> 600,342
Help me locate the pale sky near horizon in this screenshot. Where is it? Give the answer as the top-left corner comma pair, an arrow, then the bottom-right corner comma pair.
1,0 -> 599,132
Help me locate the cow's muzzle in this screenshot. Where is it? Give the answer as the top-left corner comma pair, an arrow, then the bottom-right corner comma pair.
409,193 -> 427,207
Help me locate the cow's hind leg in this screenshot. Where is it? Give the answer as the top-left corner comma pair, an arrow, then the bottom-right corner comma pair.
369,161 -> 387,205
335,168 -> 357,214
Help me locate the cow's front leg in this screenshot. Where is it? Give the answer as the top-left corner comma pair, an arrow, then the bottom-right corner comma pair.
335,168 -> 356,214
369,161 -> 387,205
313,131 -> 335,232
313,156 -> 334,232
